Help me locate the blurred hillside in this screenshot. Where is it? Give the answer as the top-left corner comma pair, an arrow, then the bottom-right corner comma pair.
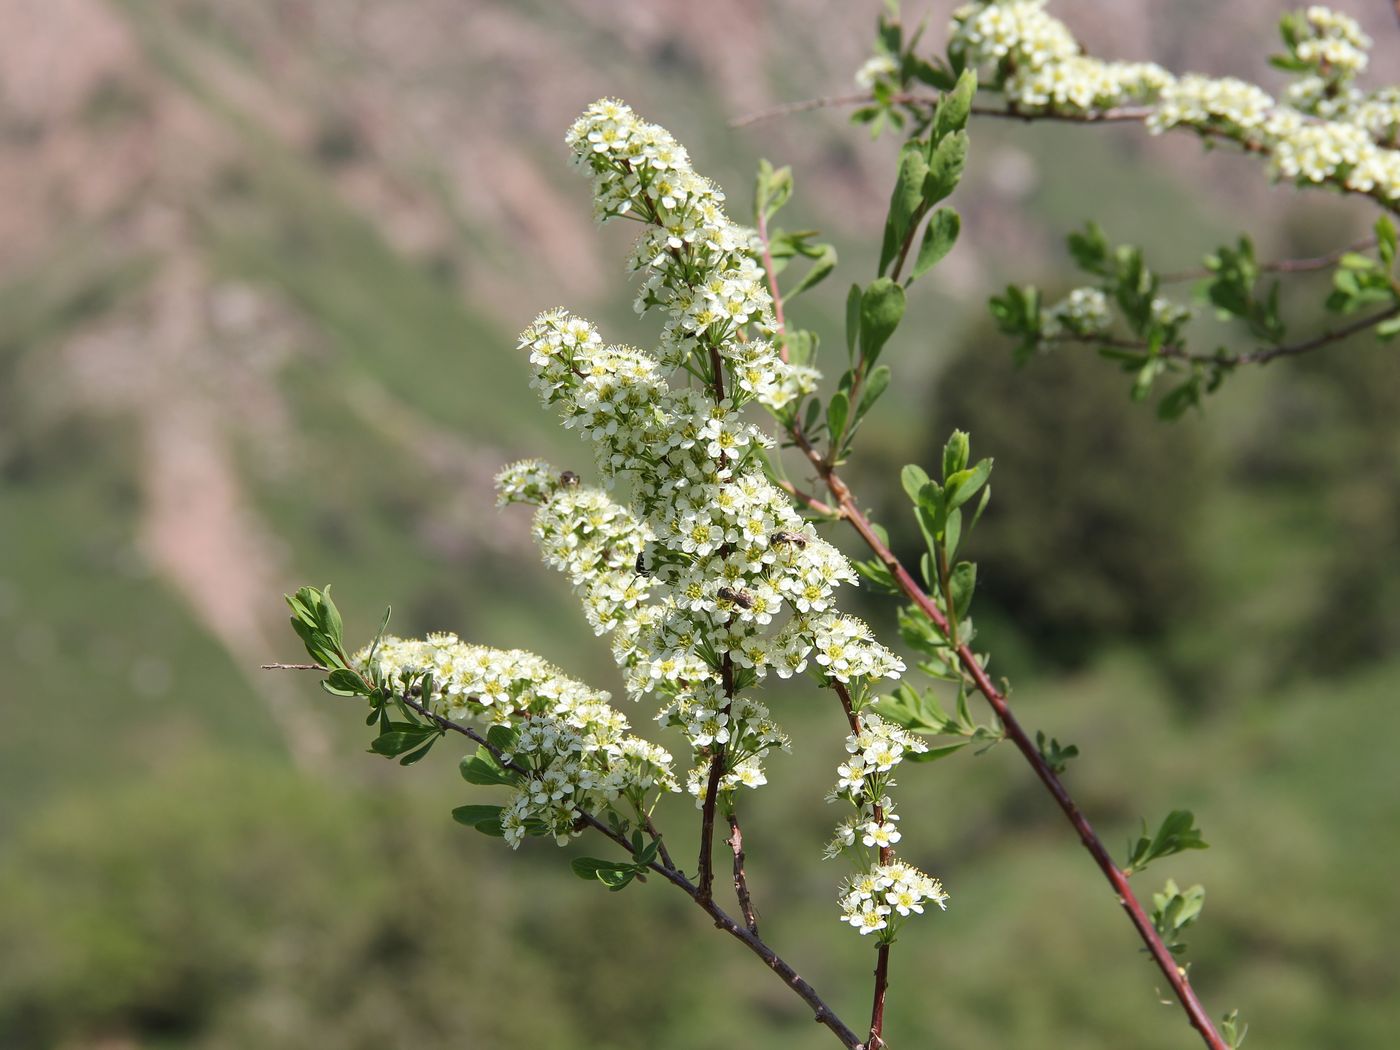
2,2 -> 1399,1048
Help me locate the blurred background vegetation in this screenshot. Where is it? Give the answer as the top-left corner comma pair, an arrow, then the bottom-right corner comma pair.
2,1 -> 1398,1047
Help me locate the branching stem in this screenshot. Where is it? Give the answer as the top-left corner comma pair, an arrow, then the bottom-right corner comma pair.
263,664 -> 866,1050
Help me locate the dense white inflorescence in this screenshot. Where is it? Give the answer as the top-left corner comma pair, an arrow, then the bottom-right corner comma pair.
489,98 -> 938,933
826,714 -> 947,939
949,1 -> 1400,202
356,635 -> 677,848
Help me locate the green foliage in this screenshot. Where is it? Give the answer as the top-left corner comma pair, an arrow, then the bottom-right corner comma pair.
1124,810 -> 1208,876
571,833 -> 663,892
754,159 -> 838,305
1221,1009 -> 1249,1049
286,584 -> 347,672
927,329 -> 1207,666
994,218 -> 1400,415
1035,731 -> 1079,776
1150,879 -> 1206,956
871,69 -> 973,284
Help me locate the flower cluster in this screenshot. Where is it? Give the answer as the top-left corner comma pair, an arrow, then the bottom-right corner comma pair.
1292,6 -> 1370,80
826,713 -> 947,939
356,634 -> 676,847
564,99 -> 816,409
948,2 -> 1400,202
1042,286 -> 1112,339
855,53 -> 899,91
838,862 -> 949,936
494,100 -> 906,830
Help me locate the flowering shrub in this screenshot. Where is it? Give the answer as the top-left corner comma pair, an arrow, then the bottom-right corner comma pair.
272,4 -> 1400,1048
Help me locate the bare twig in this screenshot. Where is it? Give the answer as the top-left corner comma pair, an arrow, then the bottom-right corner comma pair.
727,810 -> 759,934
731,91 -> 873,127
260,662 -> 325,670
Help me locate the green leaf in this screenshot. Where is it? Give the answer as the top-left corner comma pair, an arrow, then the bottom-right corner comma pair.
910,208 -> 960,282
944,507 -> 962,559
845,283 -> 862,361
826,390 -> 850,450
1125,809 -> 1209,874
452,805 -> 505,835
1377,315 -> 1400,340
1068,222 -> 1111,276
858,278 -> 907,366
880,143 -> 931,274
949,561 -> 977,620
1221,1009 -> 1249,1049
323,668 -> 370,697
320,584 -> 344,649
904,741 -> 969,763
570,857 -> 639,892
931,69 -> 977,141
945,457 -> 992,510
754,158 -> 793,223
370,727 -> 438,758
901,464 -> 931,504
1377,216 -> 1397,268
923,130 -> 967,206
856,365 -> 892,422
786,243 -> 837,299
941,430 -> 970,481
1339,252 -> 1377,271
366,605 -> 393,666
460,750 -> 516,786
969,483 -> 992,531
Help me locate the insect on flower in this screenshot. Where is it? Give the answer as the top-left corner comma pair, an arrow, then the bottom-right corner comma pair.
717,585 -> 755,609
772,530 -> 808,548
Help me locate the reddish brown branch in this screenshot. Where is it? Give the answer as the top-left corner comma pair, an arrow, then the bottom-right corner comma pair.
868,944 -> 891,1050
795,459 -> 1228,1050
727,810 -> 759,934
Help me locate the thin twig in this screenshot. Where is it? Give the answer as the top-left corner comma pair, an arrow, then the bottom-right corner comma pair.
868,945 -> 891,1050
731,91 -> 873,127
697,653 -> 735,903
644,813 -> 675,872
774,476 -> 841,518
262,664 -> 867,1050
757,206 -> 788,354
1157,235 -> 1378,284
727,810 -> 759,934
1071,302 -> 1400,366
